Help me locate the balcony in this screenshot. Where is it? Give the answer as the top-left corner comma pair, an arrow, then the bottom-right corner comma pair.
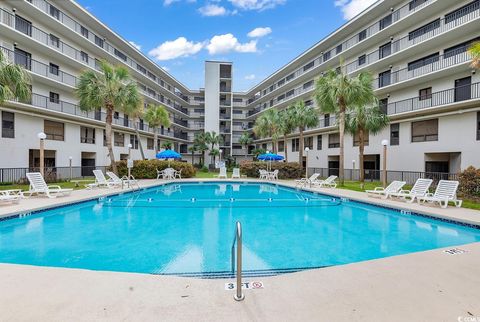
220,114 -> 231,120
173,118 -> 188,127
220,127 -> 231,133
220,100 -> 231,106
174,132 -> 188,140
220,86 -> 232,92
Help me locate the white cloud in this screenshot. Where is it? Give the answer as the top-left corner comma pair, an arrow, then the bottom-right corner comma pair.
148,37 -> 204,61
164,0 -> 196,6
228,0 -> 285,11
247,27 -> 272,38
206,33 -> 257,55
244,74 -> 256,80
334,0 -> 377,20
129,41 -> 141,50
198,4 -> 228,16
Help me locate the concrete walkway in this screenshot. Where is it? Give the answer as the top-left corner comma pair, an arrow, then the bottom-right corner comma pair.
0,178 -> 479,321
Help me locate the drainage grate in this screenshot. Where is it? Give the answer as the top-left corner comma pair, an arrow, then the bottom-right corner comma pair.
443,248 -> 468,255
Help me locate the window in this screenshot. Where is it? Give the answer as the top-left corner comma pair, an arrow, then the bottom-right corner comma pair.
286,73 -> 294,81
291,138 -> 299,152
15,15 -> 32,36
278,94 -> 285,101
80,51 -> 89,63
44,120 -> 64,141
358,54 -> 366,66
147,138 -> 154,150
324,114 -> 331,127
379,42 -> 392,59
378,70 -> 391,88
103,130 -> 107,146
49,63 -> 59,76
353,131 -> 369,146
408,19 -> 440,41
390,123 -> 399,145
147,71 -> 156,81
411,119 -> 438,142
379,98 -> 388,114
304,137 -> 313,150
114,49 -> 127,62
137,64 -> 146,74
379,14 -> 392,30
445,0 -> 479,24
124,114 -> 129,127
317,135 -> 322,150
114,132 -> 124,147
80,26 -> 89,38
49,92 -> 60,104
14,48 -> 31,70
113,111 -> 119,120
49,34 -> 60,48
444,38 -> 480,59
80,126 -> 95,144
95,35 -> 104,48
358,29 -> 367,41
130,134 -> 138,149
303,61 -> 314,71
278,141 -> 284,152
477,112 -> 480,141
323,51 -> 331,62
409,0 -> 428,10
303,80 -> 314,89
49,5 -> 60,19
336,44 -> 343,55
328,133 -> 340,148
277,79 -> 285,87
286,89 -> 294,97
407,53 -> 439,71
1,111 -> 14,138
419,87 -> 432,100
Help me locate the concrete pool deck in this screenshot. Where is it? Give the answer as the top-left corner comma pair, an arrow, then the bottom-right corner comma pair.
0,178 -> 479,321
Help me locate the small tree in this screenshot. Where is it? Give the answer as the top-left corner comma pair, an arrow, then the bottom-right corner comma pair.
289,101 -> 318,168
193,133 -> 208,166
188,145 -> 197,164
209,148 -> 220,165
279,107 -> 296,162
238,131 -> 253,159
144,104 -> 171,155
205,131 -> 222,165
253,108 -> 281,153
0,50 -> 31,104
161,141 -> 172,150
469,42 -> 480,69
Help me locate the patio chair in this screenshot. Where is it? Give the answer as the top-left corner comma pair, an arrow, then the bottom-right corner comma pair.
232,168 -> 241,179
417,180 -> 462,208
107,171 -> 139,188
156,168 -> 165,180
295,173 -> 320,187
0,190 -> 22,204
86,170 -> 119,189
268,169 -> 279,181
24,172 -> 73,198
311,175 -> 338,188
366,181 -> 406,199
388,178 -> 433,203
216,167 -> 227,179
259,169 -> 268,180
174,169 -> 182,179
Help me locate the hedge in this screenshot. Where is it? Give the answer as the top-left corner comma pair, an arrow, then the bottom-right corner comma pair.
458,166 -> 480,197
240,161 -> 302,179
113,160 -> 196,179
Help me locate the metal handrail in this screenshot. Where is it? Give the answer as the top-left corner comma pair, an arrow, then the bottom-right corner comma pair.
231,221 -> 244,301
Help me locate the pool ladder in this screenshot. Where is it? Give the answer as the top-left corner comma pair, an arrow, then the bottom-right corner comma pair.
231,221 -> 244,301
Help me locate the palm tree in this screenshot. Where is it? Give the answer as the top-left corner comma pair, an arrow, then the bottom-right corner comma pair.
253,108 -> 281,153
289,101 -> 318,167
469,42 -> 480,69
0,50 -> 31,104
188,145 -> 197,164
193,133 -> 208,166
238,131 -> 253,159
209,148 -> 220,165
76,60 -> 140,173
315,68 -> 377,185
144,104 -> 171,155
346,104 -> 389,189
161,141 -> 172,150
205,131 -> 222,165
252,148 -> 266,160
117,98 -> 145,159
279,107 -> 296,162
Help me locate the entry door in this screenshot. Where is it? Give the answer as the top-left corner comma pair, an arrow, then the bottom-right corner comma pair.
454,77 -> 471,102
81,159 -> 96,177
328,161 -> 339,177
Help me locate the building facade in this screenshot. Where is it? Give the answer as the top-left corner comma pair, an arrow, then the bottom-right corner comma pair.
0,0 -> 479,176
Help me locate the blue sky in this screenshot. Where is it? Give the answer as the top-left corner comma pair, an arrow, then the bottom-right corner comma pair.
76,0 -> 376,91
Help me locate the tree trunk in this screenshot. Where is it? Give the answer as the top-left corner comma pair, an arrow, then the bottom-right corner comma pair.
359,128 -> 365,190
153,129 -> 158,156
338,104 -> 346,186
284,134 -> 288,162
299,128 -> 304,169
244,144 -> 248,160
105,106 -> 117,173
133,121 -> 146,160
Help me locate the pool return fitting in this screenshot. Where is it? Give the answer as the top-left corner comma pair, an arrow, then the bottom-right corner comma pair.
231,221 -> 244,301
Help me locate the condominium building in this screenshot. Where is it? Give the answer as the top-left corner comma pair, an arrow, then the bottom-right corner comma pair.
0,0 -> 479,176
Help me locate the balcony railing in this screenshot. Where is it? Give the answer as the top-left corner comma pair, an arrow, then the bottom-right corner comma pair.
346,2 -> 480,74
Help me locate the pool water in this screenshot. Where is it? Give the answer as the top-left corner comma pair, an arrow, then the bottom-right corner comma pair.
0,182 -> 479,277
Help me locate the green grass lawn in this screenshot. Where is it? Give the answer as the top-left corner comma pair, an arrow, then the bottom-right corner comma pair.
0,180 -> 94,191
194,171 -> 232,179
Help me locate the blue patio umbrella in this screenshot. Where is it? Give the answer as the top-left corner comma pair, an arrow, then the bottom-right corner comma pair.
258,153 -> 284,171
156,150 -> 182,166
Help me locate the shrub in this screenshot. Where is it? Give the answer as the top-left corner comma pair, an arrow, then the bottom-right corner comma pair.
458,166 -> 480,197
240,161 -> 302,179
113,160 -> 196,179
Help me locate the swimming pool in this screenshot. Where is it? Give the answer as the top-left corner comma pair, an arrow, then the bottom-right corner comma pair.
0,182 -> 479,277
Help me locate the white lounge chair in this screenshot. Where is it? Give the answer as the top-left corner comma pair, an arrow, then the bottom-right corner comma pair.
312,175 -> 338,188
24,172 -> 73,198
417,180 -> 462,208
0,190 -> 22,204
388,178 -> 433,203
231,168 -> 241,179
107,171 -> 139,188
216,167 -> 227,179
295,173 -> 320,187
87,170 -> 119,189
366,181 -> 406,199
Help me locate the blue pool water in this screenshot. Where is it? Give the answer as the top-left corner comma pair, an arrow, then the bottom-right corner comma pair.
0,182 -> 479,277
